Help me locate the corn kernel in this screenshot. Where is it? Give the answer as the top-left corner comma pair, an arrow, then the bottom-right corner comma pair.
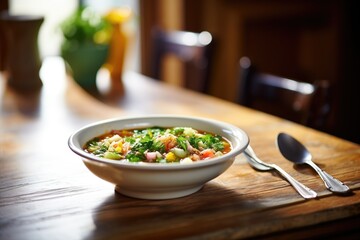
165,152 -> 176,162
115,142 -> 123,153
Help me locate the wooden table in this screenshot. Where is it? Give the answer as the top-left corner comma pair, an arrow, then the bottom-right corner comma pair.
1,57 -> 360,239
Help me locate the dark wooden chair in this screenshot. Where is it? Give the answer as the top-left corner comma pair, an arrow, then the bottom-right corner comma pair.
237,56 -> 332,130
150,27 -> 214,93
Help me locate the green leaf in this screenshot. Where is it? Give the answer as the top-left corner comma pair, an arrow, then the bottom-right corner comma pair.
176,136 -> 188,151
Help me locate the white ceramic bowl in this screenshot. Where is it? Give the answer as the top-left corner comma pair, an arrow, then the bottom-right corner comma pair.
68,115 -> 249,200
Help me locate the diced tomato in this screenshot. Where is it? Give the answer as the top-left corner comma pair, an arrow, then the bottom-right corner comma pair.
158,135 -> 177,151
200,149 -> 215,160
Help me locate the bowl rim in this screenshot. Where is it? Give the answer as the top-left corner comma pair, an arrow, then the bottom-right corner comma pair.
68,115 -> 249,170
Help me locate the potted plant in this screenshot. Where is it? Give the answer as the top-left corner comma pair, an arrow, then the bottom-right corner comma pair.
60,5 -> 111,91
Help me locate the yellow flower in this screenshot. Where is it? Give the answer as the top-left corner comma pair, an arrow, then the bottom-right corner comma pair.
105,7 -> 132,24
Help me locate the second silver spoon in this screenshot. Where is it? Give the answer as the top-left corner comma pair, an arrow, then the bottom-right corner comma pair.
277,132 -> 350,194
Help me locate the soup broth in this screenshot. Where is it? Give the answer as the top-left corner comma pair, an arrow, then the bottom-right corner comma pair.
83,126 -> 231,163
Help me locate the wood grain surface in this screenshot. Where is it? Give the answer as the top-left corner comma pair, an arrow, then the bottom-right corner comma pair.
1,57 -> 359,239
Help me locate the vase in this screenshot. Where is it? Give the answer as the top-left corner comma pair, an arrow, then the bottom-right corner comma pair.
101,7 -> 133,97
0,11 -> 44,92
61,43 -> 109,92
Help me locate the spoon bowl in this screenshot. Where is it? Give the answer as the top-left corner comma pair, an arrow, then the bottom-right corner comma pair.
276,133 -> 312,164
277,132 -> 350,194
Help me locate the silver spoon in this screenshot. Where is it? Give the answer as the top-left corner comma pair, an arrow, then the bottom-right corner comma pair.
277,132 -> 350,193
244,145 -> 317,199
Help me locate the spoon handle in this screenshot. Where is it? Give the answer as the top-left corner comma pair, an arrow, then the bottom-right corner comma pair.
270,164 -> 317,199
306,161 -> 350,193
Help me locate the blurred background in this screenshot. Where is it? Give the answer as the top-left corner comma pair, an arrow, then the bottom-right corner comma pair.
0,0 -> 140,71
1,0 -> 359,143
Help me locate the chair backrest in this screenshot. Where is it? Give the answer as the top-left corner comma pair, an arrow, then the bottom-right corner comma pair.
237,56 -> 332,130
150,27 -> 214,93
